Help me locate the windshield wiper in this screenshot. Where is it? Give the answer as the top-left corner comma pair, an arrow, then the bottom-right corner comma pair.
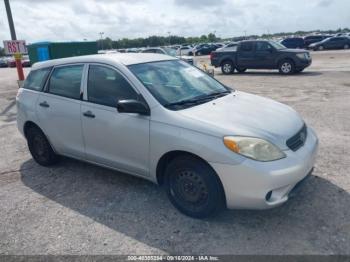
164,90 -> 231,109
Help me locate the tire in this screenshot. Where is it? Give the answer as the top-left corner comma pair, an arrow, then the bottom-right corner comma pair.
197,51 -> 201,56
318,45 -> 324,51
344,44 -> 349,49
236,67 -> 247,73
26,126 -> 59,166
221,60 -> 234,75
278,59 -> 295,75
164,155 -> 225,218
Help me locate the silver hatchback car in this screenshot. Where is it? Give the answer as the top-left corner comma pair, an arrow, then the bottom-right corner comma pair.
17,53 -> 318,218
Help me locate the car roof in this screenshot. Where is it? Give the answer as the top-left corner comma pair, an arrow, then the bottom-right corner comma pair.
32,53 -> 177,70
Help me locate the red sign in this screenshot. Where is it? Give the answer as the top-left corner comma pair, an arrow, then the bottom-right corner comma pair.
3,40 -> 27,55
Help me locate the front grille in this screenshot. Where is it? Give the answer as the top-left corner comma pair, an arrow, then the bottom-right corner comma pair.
286,124 -> 307,151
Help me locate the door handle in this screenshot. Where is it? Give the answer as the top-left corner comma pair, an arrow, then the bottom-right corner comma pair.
39,101 -> 49,108
83,111 -> 95,118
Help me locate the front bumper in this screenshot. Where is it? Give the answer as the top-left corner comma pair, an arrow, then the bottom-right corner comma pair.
210,127 -> 318,209
296,58 -> 312,69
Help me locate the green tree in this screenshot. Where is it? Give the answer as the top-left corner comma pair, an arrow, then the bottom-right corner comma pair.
208,33 -> 216,42
0,47 -> 5,56
200,34 -> 208,42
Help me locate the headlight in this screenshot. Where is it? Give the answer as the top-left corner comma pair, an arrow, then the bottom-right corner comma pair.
296,53 -> 307,60
223,136 -> 286,161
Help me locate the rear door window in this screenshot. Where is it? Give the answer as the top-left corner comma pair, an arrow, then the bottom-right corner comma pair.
256,42 -> 272,51
23,67 -> 51,91
48,65 -> 84,99
240,42 -> 253,52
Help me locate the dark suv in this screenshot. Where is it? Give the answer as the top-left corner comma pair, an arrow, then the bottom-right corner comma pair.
280,37 -> 305,49
210,40 -> 312,75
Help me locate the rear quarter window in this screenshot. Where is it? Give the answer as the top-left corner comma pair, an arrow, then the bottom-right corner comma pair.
23,67 -> 51,91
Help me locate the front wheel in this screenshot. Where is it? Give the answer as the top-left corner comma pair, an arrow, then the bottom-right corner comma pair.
278,59 -> 295,75
318,45 -> 324,51
165,156 -> 225,218
221,60 -> 234,75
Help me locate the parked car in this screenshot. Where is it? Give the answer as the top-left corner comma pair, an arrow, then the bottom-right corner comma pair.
213,43 -> 224,49
211,40 -> 312,75
192,44 -> 218,56
0,57 -> 8,68
309,36 -> 350,51
176,46 -> 193,56
280,37 -> 305,49
141,47 -> 193,65
7,57 -> 16,67
303,35 -> 331,47
21,55 -> 31,67
17,53 -> 318,218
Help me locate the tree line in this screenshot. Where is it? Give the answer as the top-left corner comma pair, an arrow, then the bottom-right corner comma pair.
98,33 -> 217,50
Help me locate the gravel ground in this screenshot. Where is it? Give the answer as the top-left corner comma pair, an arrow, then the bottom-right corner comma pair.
0,50 -> 349,255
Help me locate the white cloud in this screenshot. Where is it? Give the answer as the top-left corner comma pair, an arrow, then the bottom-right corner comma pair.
0,0 -> 349,45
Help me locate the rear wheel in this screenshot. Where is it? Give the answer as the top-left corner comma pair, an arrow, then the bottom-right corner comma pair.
318,45 -> 324,51
344,44 -> 349,49
278,59 -> 295,75
26,126 -> 59,166
221,60 -> 234,75
164,155 -> 225,218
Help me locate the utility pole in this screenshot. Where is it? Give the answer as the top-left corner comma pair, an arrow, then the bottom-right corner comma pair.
4,0 -> 17,40
99,32 -> 104,50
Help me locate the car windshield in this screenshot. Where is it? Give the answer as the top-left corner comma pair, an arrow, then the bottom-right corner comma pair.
129,60 -> 231,110
163,48 -> 177,57
269,41 -> 286,49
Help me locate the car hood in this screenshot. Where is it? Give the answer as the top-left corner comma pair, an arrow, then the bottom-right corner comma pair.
177,91 -> 304,150
309,41 -> 324,46
176,55 -> 193,60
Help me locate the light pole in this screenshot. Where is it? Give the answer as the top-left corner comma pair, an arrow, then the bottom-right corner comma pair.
99,32 -> 104,50
167,31 -> 171,46
4,0 -> 17,40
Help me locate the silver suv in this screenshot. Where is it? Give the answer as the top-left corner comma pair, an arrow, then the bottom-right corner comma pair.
17,53 -> 318,218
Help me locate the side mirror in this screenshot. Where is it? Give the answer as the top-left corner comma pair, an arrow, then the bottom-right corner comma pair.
117,99 -> 150,116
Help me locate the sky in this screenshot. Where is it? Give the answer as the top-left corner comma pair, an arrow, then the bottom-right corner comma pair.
0,0 -> 349,45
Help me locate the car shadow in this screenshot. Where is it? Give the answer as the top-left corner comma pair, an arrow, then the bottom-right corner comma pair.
216,71 -> 323,77
20,158 -> 350,254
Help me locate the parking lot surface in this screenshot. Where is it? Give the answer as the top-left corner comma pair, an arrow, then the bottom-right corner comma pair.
0,50 -> 350,255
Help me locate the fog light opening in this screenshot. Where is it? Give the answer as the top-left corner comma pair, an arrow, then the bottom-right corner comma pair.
265,191 -> 272,201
